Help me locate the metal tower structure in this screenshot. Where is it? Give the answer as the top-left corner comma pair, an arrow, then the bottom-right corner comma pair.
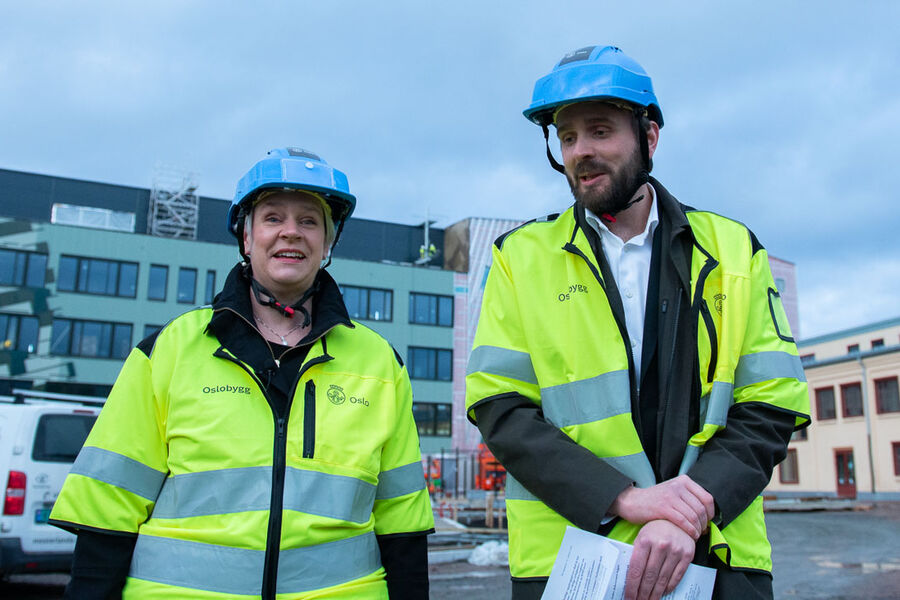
148,164 -> 199,240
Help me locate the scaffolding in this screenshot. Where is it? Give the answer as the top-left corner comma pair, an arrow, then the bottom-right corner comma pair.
148,164 -> 199,240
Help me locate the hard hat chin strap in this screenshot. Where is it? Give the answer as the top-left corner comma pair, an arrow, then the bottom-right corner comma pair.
541,125 -> 566,174
244,264 -> 318,328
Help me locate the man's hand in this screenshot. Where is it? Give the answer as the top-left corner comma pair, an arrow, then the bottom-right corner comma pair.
624,519 -> 695,600
609,475 -> 715,540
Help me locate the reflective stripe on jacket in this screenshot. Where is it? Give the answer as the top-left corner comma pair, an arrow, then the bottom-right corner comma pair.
51,271 -> 433,599
466,201 -> 809,579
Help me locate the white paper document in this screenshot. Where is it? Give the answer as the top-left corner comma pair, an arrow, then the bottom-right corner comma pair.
541,526 -> 716,600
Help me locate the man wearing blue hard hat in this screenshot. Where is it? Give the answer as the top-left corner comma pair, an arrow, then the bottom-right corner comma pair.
466,46 -> 810,600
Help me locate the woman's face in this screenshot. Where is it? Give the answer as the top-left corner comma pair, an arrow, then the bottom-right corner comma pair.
243,192 -> 327,301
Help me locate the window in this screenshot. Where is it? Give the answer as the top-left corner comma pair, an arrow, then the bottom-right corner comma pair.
775,277 -> 786,292
143,324 -> 162,339
148,264 -> 168,301
0,313 -> 40,353
779,449 -> 799,484
791,427 -> 808,441
51,318 -> 132,359
875,377 -> 900,414
894,442 -> 900,476
841,382 -> 864,418
0,248 -> 47,287
412,402 -> 452,437
815,387 -> 836,420
57,255 -> 138,298
341,285 -> 393,321
872,338 -> 885,349
800,353 -> 816,364
204,270 -> 217,304
847,343 -> 860,354
32,414 -> 97,463
177,268 -> 197,304
408,346 -> 452,381
51,203 -> 135,232
409,293 -> 453,327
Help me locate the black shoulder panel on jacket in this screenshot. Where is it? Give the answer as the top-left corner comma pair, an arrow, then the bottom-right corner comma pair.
393,346 -> 405,368
494,213 -> 560,250
748,229 -> 765,255
137,329 -> 161,358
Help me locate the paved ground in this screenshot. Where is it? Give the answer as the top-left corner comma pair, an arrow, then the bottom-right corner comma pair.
4,502 -> 899,599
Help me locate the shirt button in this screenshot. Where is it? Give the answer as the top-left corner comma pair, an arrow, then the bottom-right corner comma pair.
625,289 -> 634,298
631,339 -> 638,348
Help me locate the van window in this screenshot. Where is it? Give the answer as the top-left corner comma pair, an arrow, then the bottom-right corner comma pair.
32,414 -> 97,463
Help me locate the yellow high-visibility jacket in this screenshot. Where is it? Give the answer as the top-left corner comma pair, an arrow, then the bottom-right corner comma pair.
466,183 -> 809,580
51,266 -> 433,599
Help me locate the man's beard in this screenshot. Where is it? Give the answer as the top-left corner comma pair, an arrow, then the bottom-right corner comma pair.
567,146 -> 645,216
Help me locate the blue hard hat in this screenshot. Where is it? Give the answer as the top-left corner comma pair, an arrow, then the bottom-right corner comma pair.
228,147 -> 356,238
523,45 -> 663,128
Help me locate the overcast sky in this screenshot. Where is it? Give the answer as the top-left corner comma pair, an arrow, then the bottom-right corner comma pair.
1,2 -> 897,339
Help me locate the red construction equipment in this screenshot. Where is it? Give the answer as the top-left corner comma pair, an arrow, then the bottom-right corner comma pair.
475,443 -> 506,491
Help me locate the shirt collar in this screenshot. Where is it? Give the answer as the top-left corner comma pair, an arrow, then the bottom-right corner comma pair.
584,184 -> 659,245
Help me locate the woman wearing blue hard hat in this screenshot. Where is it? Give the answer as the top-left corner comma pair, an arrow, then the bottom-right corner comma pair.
51,148 -> 434,599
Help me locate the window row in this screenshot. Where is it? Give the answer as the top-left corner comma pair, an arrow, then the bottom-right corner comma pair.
0,249 -> 47,288
814,377 -> 900,420
342,288 -> 454,326
781,442 -> 900,483
50,318 -> 133,360
413,402 -> 451,437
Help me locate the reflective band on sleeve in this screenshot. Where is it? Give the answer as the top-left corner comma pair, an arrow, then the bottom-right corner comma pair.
129,532 -> 380,596
70,446 -> 166,501
467,345 -> 538,385
505,451 -> 656,501
734,351 -> 806,388
376,462 -> 426,500
706,381 -> 735,427
540,370 -> 631,428
601,453 -> 656,489
678,445 -> 702,475
151,466 -> 376,524
504,474 -> 538,502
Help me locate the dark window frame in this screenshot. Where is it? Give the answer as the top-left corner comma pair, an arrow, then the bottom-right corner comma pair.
407,346 -> 452,381
50,317 -> 133,360
779,448 -> 799,484
0,248 -> 48,288
56,254 -> 139,298
177,267 -> 198,304
893,442 -> 900,477
840,382 -> 864,418
412,402 -> 452,437
847,343 -> 860,354
341,284 -> 394,322
409,292 -> 454,327
147,264 -> 169,301
815,386 -> 836,421
0,312 -> 40,353
875,376 -> 900,414
872,338 -> 885,349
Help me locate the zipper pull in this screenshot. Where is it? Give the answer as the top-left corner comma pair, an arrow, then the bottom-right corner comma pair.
661,299 -> 668,313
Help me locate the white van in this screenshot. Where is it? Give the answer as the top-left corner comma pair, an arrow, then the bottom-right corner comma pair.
0,390 -> 101,577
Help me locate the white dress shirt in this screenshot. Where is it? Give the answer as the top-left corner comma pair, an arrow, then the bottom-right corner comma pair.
584,186 -> 659,379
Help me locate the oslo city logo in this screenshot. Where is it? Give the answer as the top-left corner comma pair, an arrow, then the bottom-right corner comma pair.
714,293 -> 726,315
327,385 -> 346,405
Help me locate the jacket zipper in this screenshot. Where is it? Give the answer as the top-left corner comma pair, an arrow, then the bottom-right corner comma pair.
690,245 -> 719,385
303,380 -> 316,458
699,300 -> 718,383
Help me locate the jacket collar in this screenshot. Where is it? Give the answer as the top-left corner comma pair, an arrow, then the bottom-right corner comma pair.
207,263 -> 353,371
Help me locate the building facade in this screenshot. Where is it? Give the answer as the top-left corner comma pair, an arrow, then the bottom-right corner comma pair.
767,317 -> 900,500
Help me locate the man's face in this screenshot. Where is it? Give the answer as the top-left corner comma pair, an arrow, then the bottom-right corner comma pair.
555,101 -> 656,216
